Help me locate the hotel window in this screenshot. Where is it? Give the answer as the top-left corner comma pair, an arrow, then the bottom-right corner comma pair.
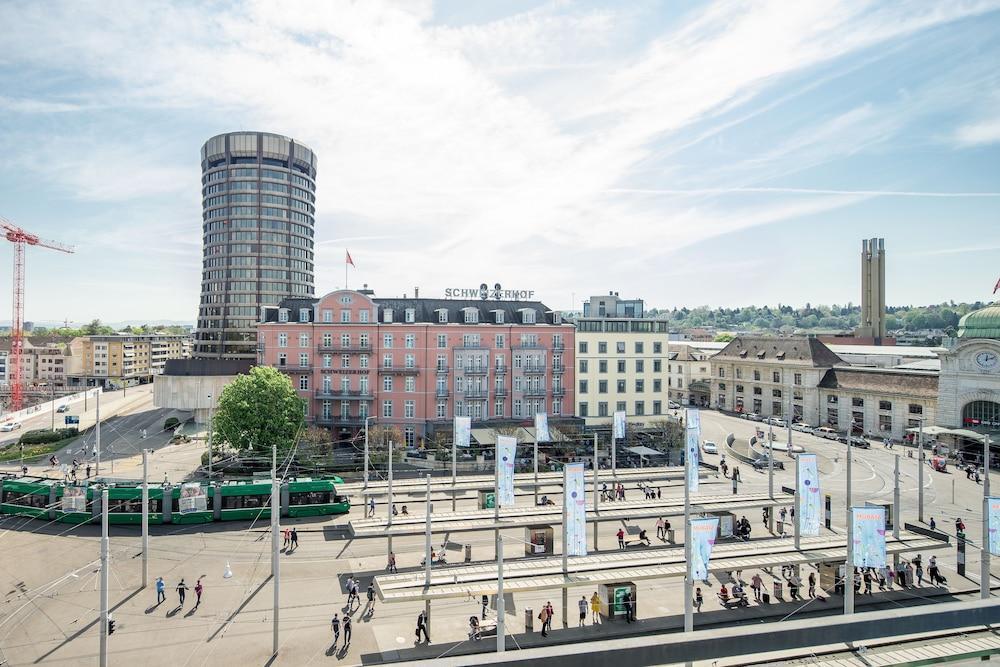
617,360 -> 626,373
322,333 -> 332,347
653,379 -> 661,392
579,403 -> 589,417
383,354 -> 392,368
635,380 -> 644,393
359,355 -> 369,369
653,360 -> 661,372
464,309 -> 478,324
404,400 -> 415,418
360,376 -> 369,394
598,342 -> 607,354
278,353 -> 286,366
552,400 -> 561,416
359,310 -> 369,323
341,310 -> 351,323
437,334 -> 447,348
340,377 -> 350,393
599,380 -> 608,393
616,342 -> 625,354
495,334 -> 505,348
616,401 -> 626,412
278,309 -> 289,322
579,341 -> 588,354
635,360 -> 644,373
513,399 -> 522,417
635,401 -> 645,416
495,355 -> 505,369
598,402 -> 608,417
522,310 -> 535,324
909,404 -> 923,415
635,342 -> 644,354
405,354 -> 415,369
753,370 -> 761,381
514,355 -> 522,369
383,334 -> 393,348
495,311 -> 504,324
405,308 -> 415,323
494,399 -> 504,417
599,360 -> 607,373
322,309 -> 333,323
579,380 -> 588,394
405,376 -> 415,392
438,309 -> 448,323
299,333 -> 309,348
653,400 -> 662,415
616,380 -> 626,393
298,376 -> 308,390
298,308 -> 309,322
383,309 -> 393,323
383,376 -> 393,392
456,355 -> 463,370
794,373 -> 802,386
278,333 -> 287,348
437,354 -> 447,370
719,368 -> 725,378
299,353 -> 309,367
405,334 -> 415,349
360,333 -> 369,348
341,354 -> 350,368
653,342 -> 662,354
404,427 -> 415,447
382,400 -> 393,417
437,402 -> 447,418
514,376 -> 522,391
341,334 -> 351,347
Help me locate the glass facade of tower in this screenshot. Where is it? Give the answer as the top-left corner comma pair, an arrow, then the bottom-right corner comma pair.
194,132 -> 317,359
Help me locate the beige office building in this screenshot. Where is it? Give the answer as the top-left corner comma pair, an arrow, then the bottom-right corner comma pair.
66,334 -> 189,389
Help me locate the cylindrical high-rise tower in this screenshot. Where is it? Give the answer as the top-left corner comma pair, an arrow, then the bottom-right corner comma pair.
194,132 -> 317,359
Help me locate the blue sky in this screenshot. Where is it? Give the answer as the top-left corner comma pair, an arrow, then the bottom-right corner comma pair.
0,0 -> 998,323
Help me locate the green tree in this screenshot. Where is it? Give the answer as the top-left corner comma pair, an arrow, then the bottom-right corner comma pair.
212,366 -> 304,454
713,333 -> 735,342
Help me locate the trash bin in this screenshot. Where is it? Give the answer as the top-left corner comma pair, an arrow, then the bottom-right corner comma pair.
776,520 -> 785,535
772,580 -> 783,599
464,544 -> 472,562
524,608 -> 533,632
665,528 -> 676,543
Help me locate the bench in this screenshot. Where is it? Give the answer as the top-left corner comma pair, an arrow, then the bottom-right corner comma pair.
717,594 -> 750,609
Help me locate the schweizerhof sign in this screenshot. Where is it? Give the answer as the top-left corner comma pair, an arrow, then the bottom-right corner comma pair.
444,283 -> 535,301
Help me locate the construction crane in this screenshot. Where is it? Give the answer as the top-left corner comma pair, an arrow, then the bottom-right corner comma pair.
1,217 -> 75,413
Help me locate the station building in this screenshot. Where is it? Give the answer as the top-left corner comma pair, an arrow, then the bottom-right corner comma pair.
257,288 -> 574,447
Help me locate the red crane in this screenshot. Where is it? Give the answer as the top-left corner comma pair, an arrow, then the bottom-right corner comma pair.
2,217 -> 75,412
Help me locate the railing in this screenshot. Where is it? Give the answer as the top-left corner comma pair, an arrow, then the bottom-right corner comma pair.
494,388 -> 508,397
523,365 -> 546,374
315,416 -> 366,427
523,388 -> 547,397
318,344 -> 371,352
456,344 -> 485,350
553,341 -> 565,350
379,366 -> 420,374
279,363 -> 311,371
314,389 -> 373,399
463,390 -> 489,399
494,366 -> 508,374
552,387 -> 565,397
551,363 -> 565,373
435,388 -> 450,398
463,367 -> 488,375
512,342 -> 542,349
435,365 -> 450,373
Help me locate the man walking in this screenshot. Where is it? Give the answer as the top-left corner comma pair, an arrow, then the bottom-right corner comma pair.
617,527 -> 626,550
751,573 -> 763,602
368,497 -> 375,518
655,517 -> 665,541
366,582 -> 376,618
578,595 -> 588,627
176,578 -> 189,607
387,551 -> 397,573
538,605 -> 550,637
283,527 -> 290,549
416,611 -> 430,643
155,577 -> 166,604
624,592 -> 634,623
331,613 -> 341,647
195,577 -> 204,607
342,614 -> 352,648
590,591 -> 601,624
291,527 -> 299,550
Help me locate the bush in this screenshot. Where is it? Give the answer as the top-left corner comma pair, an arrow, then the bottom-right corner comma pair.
19,428 -> 79,445
164,417 -> 180,431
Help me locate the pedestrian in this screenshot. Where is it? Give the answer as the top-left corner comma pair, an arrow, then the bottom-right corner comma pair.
808,571 -> 816,598
416,611 -> 429,643
368,497 -> 375,517
916,562 -> 924,585
85,464 -> 91,478
366,582 -> 376,617
779,507 -> 787,524
176,578 -> 189,606
195,577 -> 203,607
283,527 -> 290,549
544,601 -> 554,634
343,614 -> 352,647
578,595 -> 587,627
331,613 -> 341,646
155,576 -> 166,604
392,504 -> 398,516
291,527 -> 299,550
656,517 -> 665,540
387,551 -> 397,573
617,527 -> 626,550
625,592 -> 635,623
863,569 -> 873,595
601,482 -> 608,501
694,586 -> 703,611
928,555 -> 940,584
590,591 -> 601,624
956,517 -> 966,533
538,605 -> 549,637
657,487 -> 662,499
751,573 -> 763,601
929,517 -> 937,531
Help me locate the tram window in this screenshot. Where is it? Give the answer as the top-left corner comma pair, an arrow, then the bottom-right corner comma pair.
222,494 -> 270,510
2,490 -> 48,508
289,491 -> 333,505
109,499 -> 142,513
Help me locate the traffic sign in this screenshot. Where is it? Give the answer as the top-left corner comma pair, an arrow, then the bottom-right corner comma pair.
64,415 -> 80,425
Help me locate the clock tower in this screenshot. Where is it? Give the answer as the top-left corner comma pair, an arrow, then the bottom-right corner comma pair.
937,304 -> 1000,433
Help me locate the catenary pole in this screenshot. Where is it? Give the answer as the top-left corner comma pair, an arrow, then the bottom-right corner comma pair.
768,423 -> 774,533
452,428 -> 458,512
99,487 -> 109,667
534,437 -> 539,507
983,434 -> 991,599
363,417 -> 370,490
918,419 -> 925,523
206,395 -> 214,480
845,440 -> 854,615
593,433 -> 599,552
95,389 -> 101,478
387,439 -> 394,559
271,444 -> 279,657
424,473 -> 432,634
562,465 -> 568,628
683,450 -> 692,633
142,449 -> 149,588
496,533 -> 505,653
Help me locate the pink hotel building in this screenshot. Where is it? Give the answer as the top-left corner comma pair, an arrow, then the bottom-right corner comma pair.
257,288 -> 575,447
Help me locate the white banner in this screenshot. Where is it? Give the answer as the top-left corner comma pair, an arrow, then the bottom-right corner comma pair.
62,485 -> 87,513
686,407 -> 701,433
851,506 -> 887,568
534,413 -> 551,443
496,435 -> 517,507
689,517 -> 720,580
685,408 -> 701,494
564,462 -> 587,556
797,453 -> 821,536
179,483 -> 208,514
613,411 -> 626,440
454,416 -> 472,448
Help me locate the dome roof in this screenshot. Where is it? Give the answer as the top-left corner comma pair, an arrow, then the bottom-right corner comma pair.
958,304 -> 1000,339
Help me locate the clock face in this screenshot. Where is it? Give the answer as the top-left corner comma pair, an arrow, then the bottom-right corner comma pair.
976,351 -> 999,370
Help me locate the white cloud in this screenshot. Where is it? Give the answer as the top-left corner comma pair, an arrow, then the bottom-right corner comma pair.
955,118 -> 1000,146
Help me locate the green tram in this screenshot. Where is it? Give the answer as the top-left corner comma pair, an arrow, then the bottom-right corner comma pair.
0,476 -> 349,525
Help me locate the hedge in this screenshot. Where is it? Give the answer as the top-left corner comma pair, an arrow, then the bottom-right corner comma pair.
18,428 -> 80,445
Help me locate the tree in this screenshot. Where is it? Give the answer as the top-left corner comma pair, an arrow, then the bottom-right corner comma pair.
212,366 -> 304,455
713,333 -> 735,342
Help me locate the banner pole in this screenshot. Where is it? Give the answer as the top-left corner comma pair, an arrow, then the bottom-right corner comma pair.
983,434 -> 991,600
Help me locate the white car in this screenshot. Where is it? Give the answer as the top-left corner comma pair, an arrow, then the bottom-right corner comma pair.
792,423 -> 814,433
0,422 -> 22,432
702,441 -> 718,455
765,417 -> 787,427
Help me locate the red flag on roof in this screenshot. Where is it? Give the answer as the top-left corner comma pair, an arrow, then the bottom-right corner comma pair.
346,250 -> 355,267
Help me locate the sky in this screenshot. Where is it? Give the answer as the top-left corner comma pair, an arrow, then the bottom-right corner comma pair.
0,0 -> 999,324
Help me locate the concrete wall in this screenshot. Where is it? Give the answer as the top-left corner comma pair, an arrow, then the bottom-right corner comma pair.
153,374 -> 234,423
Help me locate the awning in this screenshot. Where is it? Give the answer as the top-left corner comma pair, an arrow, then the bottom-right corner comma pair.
626,445 -> 665,457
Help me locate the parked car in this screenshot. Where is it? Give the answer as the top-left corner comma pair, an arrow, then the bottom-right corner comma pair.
0,422 -> 22,432
764,417 -> 786,427
56,404 -> 70,413
747,413 -> 763,422
702,441 -> 718,455
849,436 -> 871,449
814,426 -> 839,440
668,401 -> 681,409
792,423 -> 814,433
753,456 -> 785,471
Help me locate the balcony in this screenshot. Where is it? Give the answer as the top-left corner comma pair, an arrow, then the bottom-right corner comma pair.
523,388 -> 547,397
462,390 -> 489,399
314,389 -> 373,400
512,342 -> 542,349
552,387 -> 566,397
494,365 -> 508,375
523,365 -> 546,375
435,365 -> 450,374
278,363 -> 311,372
551,363 -> 565,373
463,366 -> 488,375
494,387 -> 508,397
456,343 -> 485,350
379,366 -> 420,375
315,416 -> 366,427
435,388 -> 450,398
553,341 -> 565,350
318,343 -> 372,353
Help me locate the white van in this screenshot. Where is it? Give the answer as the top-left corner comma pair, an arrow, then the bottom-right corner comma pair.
813,426 -> 839,440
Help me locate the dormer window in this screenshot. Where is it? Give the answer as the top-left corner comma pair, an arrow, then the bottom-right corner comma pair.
405,308 -> 416,323
520,308 -> 536,324
552,312 -> 562,325
278,309 -> 289,323
383,308 -> 393,323
463,308 -> 478,324
299,308 -> 310,323
437,309 -> 448,323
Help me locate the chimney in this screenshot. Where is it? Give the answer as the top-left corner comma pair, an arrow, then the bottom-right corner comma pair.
415,287 -> 419,298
